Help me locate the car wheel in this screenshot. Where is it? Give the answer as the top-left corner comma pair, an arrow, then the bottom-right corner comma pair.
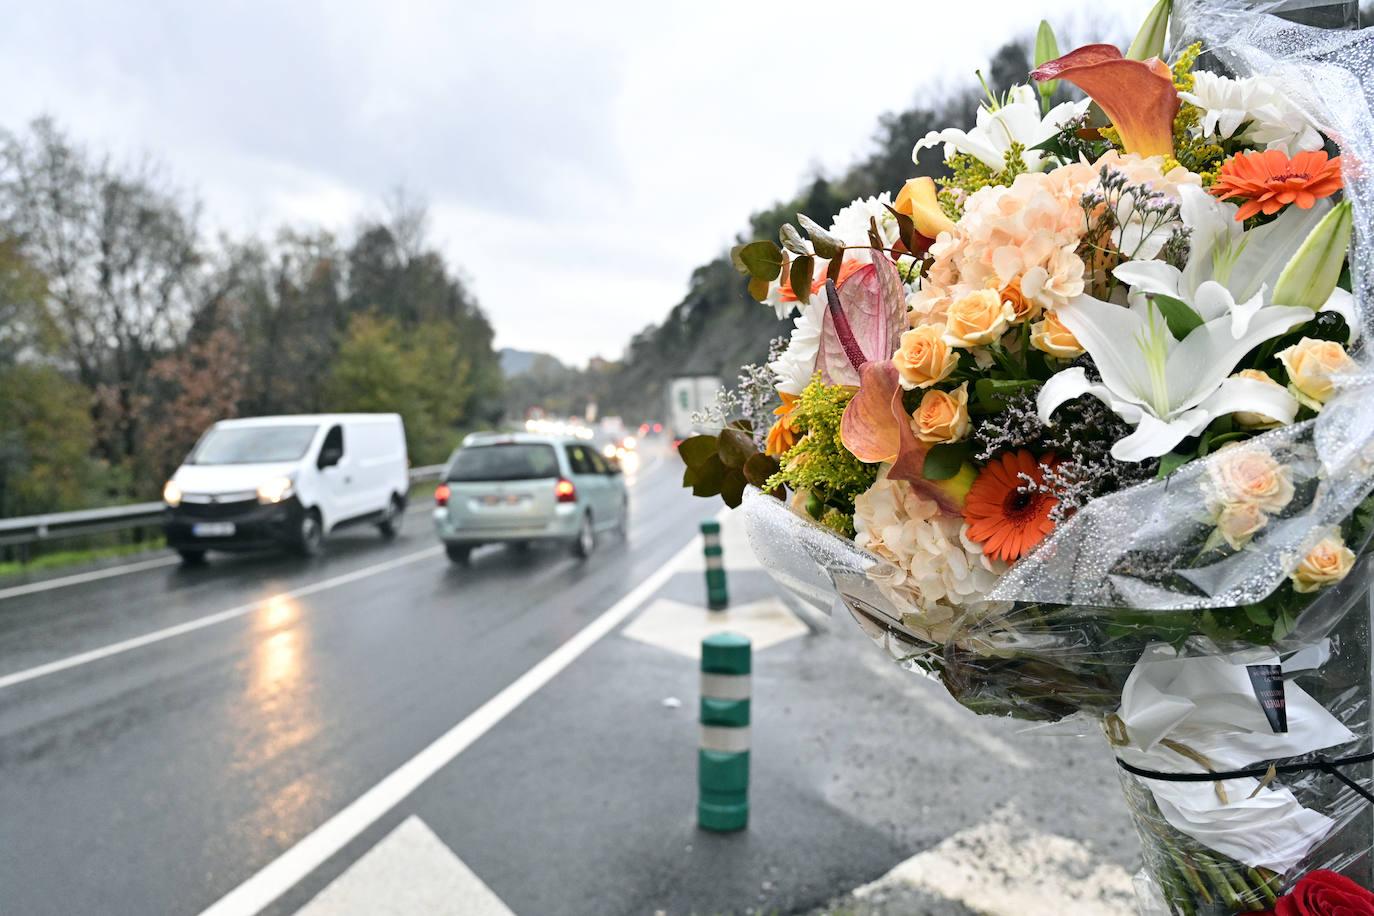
446,544 -> 472,565
177,549 -> 206,565
378,495 -> 405,540
295,509 -> 325,557
572,512 -> 595,559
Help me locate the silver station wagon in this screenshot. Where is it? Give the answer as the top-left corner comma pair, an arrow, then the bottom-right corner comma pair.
432,433 -> 628,564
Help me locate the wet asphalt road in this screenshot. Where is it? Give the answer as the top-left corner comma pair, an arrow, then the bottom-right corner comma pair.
0,443 -> 703,916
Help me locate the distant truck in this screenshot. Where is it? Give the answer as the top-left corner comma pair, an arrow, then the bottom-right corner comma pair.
667,376 -> 722,441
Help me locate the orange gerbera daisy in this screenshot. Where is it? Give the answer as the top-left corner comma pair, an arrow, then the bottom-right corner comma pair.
765,391 -> 801,456
1210,149 -> 1343,221
963,450 -> 1059,563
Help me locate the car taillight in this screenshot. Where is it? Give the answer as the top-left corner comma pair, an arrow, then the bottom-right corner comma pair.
555,478 -> 577,503
435,483 -> 451,507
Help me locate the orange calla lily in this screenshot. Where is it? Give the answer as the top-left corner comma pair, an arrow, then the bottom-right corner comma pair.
1031,44 -> 1178,159
839,360 -> 966,514
894,176 -> 955,240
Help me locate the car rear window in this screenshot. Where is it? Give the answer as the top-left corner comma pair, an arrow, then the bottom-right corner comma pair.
447,444 -> 560,482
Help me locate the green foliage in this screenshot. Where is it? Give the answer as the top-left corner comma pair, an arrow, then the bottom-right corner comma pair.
324,313 -> 474,465
938,143 -> 1028,218
678,425 -> 779,510
1151,294 -> 1204,340
767,378 -> 877,525
0,364 -> 103,517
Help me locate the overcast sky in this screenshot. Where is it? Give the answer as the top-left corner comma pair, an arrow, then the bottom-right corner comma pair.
0,0 -> 1150,365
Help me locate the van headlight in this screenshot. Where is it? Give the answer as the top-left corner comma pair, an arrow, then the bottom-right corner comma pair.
163,480 -> 183,507
257,476 -> 295,505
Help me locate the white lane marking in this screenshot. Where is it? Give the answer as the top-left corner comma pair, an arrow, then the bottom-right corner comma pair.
198,512 -> 721,916
295,816 -> 514,916
853,805 -> 1135,916
0,555 -> 181,601
0,547 -> 443,692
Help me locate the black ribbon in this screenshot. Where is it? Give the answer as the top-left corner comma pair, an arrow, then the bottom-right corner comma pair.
1117,752 -> 1374,806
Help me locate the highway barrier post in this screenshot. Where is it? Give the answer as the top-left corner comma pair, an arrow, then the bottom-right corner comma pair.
698,631 -> 750,832
700,519 -> 728,610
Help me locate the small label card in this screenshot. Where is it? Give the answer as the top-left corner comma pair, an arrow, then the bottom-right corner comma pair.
1247,664 -> 1289,734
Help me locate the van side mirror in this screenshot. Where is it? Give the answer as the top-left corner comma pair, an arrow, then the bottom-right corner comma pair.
318,446 -> 343,469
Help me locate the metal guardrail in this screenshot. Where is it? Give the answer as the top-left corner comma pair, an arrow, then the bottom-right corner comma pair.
0,465 -> 446,550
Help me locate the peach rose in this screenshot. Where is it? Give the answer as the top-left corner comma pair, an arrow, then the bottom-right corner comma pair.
1230,369 -> 1289,430
943,288 -> 1015,348
1277,337 -> 1358,410
1206,444 -> 1295,515
894,324 -> 959,390
1290,533 -> 1356,593
912,383 -> 971,444
1030,310 -> 1084,359
999,278 -> 1040,323
1216,502 -> 1268,550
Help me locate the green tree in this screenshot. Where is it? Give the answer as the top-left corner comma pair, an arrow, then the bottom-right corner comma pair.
323,313 -> 474,464
0,365 -> 101,517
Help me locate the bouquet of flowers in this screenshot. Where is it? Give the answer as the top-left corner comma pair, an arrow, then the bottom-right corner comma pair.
679,0 -> 1374,912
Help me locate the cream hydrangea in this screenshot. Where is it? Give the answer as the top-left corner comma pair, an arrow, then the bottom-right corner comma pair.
853,472 -> 1005,643
909,154 -> 1199,332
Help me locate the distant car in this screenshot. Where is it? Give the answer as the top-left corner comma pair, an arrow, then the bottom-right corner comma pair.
162,413 -> 410,563
433,433 -> 628,564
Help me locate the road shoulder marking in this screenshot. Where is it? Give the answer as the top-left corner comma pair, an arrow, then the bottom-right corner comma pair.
0,547 -> 442,691
295,816 -> 513,916
0,555 -> 181,601
198,512 -> 721,916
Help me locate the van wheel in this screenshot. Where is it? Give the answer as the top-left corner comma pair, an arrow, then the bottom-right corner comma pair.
446,544 -> 472,565
295,509 -> 325,557
572,512 -> 595,559
378,495 -> 405,540
177,549 -> 206,565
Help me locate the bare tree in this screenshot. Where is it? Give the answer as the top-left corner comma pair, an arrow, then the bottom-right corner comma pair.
0,117 -> 205,467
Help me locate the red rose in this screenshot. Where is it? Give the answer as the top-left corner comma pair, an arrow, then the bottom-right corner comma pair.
1262,870 -> 1374,916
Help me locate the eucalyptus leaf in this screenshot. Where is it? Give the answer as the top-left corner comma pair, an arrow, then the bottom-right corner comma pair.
690,454 -> 727,498
743,452 -> 780,488
779,223 -> 810,255
717,427 -> 755,469
789,255 -> 814,305
720,469 -> 747,508
678,434 -> 719,467
747,275 -> 771,302
738,240 -> 784,282
798,213 -> 844,260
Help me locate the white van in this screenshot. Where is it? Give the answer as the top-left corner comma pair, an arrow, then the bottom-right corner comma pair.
162,414 -> 410,563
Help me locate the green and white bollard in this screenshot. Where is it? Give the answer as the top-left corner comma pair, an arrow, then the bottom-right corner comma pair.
698,631 -> 750,832
701,519 -> 728,610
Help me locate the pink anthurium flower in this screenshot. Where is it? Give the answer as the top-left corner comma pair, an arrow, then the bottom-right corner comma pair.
1032,44 -> 1179,159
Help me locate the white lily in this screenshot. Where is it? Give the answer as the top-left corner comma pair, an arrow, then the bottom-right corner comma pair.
1113,185 -> 1357,341
1037,294 -> 1312,461
913,85 -> 1088,174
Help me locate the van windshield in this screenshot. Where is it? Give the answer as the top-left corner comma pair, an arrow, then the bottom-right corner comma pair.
188,425 -> 319,465
447,444 -> 559,482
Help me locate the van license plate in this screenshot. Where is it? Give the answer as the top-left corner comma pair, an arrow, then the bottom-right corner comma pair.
481,495 -> 527,506
192,522 -> 236,537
